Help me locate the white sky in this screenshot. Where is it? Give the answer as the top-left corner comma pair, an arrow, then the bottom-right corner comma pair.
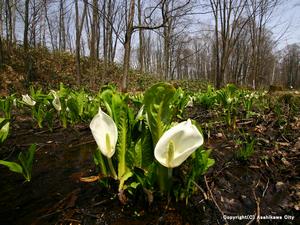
270,0 -> 300,49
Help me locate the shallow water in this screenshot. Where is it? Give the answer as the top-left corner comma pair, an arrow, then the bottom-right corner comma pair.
0,142 -> 97,225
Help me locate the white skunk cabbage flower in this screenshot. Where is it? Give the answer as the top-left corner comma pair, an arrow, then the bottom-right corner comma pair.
22,94 -> 36,106
186,96 -> 194,107
154,119 -> 204,168
50,90 -> 61,111
13,98 -> 17,107
90,108 -> 118,158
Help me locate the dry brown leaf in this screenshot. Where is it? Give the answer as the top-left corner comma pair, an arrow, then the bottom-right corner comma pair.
79,175 -> 100,183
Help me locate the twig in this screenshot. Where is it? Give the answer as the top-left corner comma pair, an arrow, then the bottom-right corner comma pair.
38,209 -> 62,219
93,198 -> 111,207
253,180 -> 261,224
79,209 -> 101,219
68,139 -> 95,148
204,175 -> 229,225
237,119 -> 254,125
63,218 -> 81,223
281,134 -> 290,143
35,125 -> 62,134
192,180 -> 208,200
262,178 -> 269,198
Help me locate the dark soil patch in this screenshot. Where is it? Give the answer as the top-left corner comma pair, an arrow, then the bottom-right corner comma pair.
0,108 -> 299,225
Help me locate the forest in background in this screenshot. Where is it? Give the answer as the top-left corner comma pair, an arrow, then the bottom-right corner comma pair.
0,0 -> 300,92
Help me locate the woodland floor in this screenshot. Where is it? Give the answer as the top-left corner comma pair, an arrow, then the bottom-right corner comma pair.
0,104 -> 299,225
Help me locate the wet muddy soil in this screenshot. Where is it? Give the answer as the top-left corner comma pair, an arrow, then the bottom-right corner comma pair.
0,110 -> 299,225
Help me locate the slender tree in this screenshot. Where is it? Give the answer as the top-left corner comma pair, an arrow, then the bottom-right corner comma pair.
24,0 -> 30,51
121,0 -> 135,91
75,0 -> 87,84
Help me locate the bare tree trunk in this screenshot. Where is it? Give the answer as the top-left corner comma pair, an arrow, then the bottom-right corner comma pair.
59,0 -> 66,51
210,0 -> 221,88
103,0 -> 113,67
162,1 -> 171,80
90,0 -> 98,87
90,0 -> 98,60
121,0 -> 135,91
138,0 -> 144,73
102,0 -> 107,64
40,1 -> 46,47
31,0 -> 37,47
75,0 -> 80,84
24,0 -> 32,83
0,1 -> 3,37
44,0 -> 56,50
11,0 -> 16,43
24,0 -> 30,51
0,35 -> 3,68
5,0 -> 13,46
75,0 -> 87,85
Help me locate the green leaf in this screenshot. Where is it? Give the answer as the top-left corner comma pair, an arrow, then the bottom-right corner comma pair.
45,109 -> 54,130
194,149 -> 215,176
0,118 -> 10,143
18,144 -> 36,181
67,97 -> 79,123
0,96 -> 14,119
76,90 -> 88,117
144,83 -> 176,144
36,105 -> 45,128
93,149 -> 108,176
119,171 -> 133,191
133,128 -> 153,169
100,89 -> 114,117
0,160 -> 23,174
129,182 -> 140,189
117,115 -> 128,179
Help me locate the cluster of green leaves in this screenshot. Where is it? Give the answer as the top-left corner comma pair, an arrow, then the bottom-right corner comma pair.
25,84 -> 101,129
235,130 -> 256,161
92,83 -> 214,203
0,84 -> 103,135
193,84 -> 268,128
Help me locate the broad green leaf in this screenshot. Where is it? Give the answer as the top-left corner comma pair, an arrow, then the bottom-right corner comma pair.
67,98 -> 79,123
133,128 -> 153,169
76,90 -> 88,117
144,83 -> 176,144
117,113 -> 129,179
111,94 -> 124,126
0,160 -> 23,174
194,149 -> 215,176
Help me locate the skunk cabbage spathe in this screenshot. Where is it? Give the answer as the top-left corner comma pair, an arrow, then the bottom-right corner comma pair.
90,108 -> 118,158
154,119 -> 203,168
22,94 -> 36,106
50,90 -> 62,111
